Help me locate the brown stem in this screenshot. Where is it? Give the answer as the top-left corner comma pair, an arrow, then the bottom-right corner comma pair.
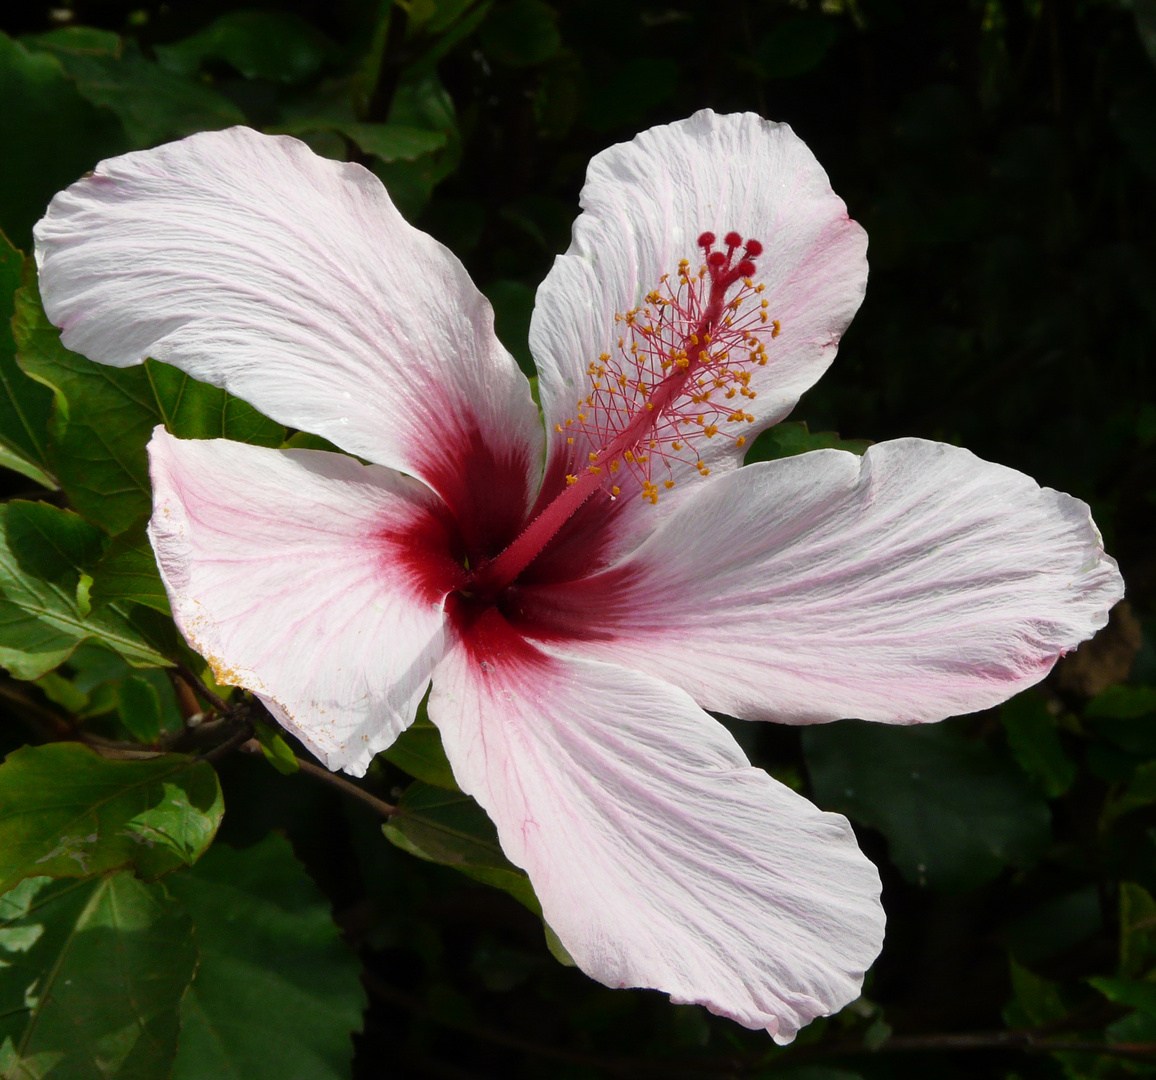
175,663 -> 231,713
291,755 -> 397,817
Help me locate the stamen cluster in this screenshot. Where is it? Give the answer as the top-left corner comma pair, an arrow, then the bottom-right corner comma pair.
557,231 -> 781,503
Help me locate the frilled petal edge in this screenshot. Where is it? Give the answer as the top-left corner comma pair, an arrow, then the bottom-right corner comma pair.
513,438 -> 1124,725
148,428 -> 459,775
35,127 -> 543,554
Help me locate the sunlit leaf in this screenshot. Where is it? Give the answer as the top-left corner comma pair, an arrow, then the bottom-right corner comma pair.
384,781 -> 539,912
90,516 -> 170,616
0,742 -> 223,893
166,834 -> 365,1080
0,231 -> 54,490
803,720 -> 1051,890
381,705 -> 459,790
13,265 -> 285,535
0,502 -> 171,676
0,872 -> 196,1080
253,718 -> 300,775
745,420 -> 872,464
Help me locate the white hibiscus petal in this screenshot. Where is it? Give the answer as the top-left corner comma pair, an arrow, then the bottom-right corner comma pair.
35,127 -> 543,541
429,621 -> 884,1043
528,110 -> 866,554
514,439 -> 1123,724
148,428 -> 460,775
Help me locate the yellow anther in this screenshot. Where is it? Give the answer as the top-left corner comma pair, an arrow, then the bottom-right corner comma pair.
760,312 -> 768,323
761,299 -> 769,309
704,424 -> 718,438
567,437 -> 574,444
772,320 -> 781,337
600,352 -> 611,362
566,474 -> 578,485
589,465 -> 602,475
578,413 -> 587,422
624,451 -> 635,463
745,413 -> 754,422
612,485 -> 621,496
648,440 -> 657,448
565,418 -> 573,427
664,480 -> 674,489
672,440 -> 682,450
555,423 -> 563,433
589,452 -> 598,463
736,435 -> 746,447
756,283 -> 765,293
696,414 -> 704,425
609,460 -> 619,473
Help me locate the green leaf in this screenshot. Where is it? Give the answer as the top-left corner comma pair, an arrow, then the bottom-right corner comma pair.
484,279 -> 536,377
0,231 -> 55,489
0,872 -> 196,1079
118,675 -> 164,743
271,117 -> 447,162
479,0 -> 561,67
1087,684 -> 1156,720
156,11 -> 339,84
745,420 -> 872,464
0,31 -> 127,249
166,834 -> 366,1080
1120,882 -> 1156,978
0,742 -> 223,893
1000,691 -> 1076,798
1003,959 -> 1068,1028
1102,760 -> 1156,827
254,718 -> 300,775
13,265 -> 285,535
1090,975 -> 1156,1017
0,503 -> 172,677
384,781 -> 540,914
381,705 -> 459,790
22,28 -> 246,149
755,15 -> 839,80
90,516 -> 170,615
803,720 -> 1052,890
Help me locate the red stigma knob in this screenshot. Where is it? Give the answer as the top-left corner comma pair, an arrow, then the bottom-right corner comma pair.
697,232 -> 716,248
736,259 -> 757,278
744,239 -> 763,258
724,231 -> 743,248
707,251 -> 727,268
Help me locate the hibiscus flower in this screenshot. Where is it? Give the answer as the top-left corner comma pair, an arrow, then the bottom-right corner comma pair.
33,110 -> 1123,1042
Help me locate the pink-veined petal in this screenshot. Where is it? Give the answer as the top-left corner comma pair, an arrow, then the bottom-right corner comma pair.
35,127 -> 542,553
148,427 -> 462,776
512,439 -> 1124,724
527,110 -> 867,560
429,611 -> 884,1042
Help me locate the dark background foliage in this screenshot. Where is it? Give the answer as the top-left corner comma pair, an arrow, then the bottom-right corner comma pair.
0,0 -> 1154,1077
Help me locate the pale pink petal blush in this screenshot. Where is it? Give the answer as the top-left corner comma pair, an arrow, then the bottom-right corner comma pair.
148,428 -> 456,775
34,126 -> 543,551
513,439 -> 1123,724
428,618 -> 884,1043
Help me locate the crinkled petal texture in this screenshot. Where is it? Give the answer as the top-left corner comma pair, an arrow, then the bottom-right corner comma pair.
429,619 -> 884,1043
519,439 -> 1124,724
34,127 -> 542,551
148,428 -> 457,775
530,110 -> 867,550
